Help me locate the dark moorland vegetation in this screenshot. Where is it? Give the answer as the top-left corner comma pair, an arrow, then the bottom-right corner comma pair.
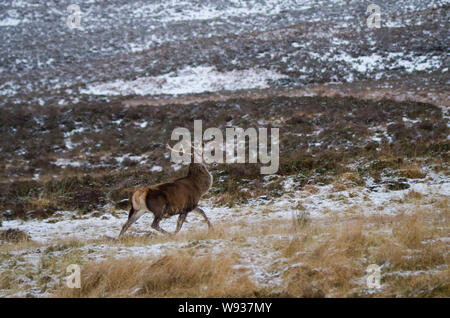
0,95 -> 447,219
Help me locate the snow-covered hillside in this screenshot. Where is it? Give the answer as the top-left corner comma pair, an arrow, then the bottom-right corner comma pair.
0,0 -> 448,106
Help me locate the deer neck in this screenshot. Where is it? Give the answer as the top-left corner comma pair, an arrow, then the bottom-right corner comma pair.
188,164 -> 213,195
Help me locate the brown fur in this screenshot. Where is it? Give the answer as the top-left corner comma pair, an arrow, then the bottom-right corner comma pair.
119,162 -> 213,237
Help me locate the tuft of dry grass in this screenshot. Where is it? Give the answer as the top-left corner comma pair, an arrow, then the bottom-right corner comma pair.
291,210 -> 310,231
397,166 -> 427,179
392,211 -> 428,249
403,190 -> 424,202
302,185 -> 319,194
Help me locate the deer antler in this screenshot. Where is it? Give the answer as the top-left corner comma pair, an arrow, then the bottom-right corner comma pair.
166,143 -> 186,154
166,142 -> 202,154
166,142 -> 202,163
191,141 -> 203,154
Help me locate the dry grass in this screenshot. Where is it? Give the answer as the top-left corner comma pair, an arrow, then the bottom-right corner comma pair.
58,208 -> 447,297
54,252 -> 264,298
396,164 -> 427,179
272,204 -> 449,297
392,211 -> 428,249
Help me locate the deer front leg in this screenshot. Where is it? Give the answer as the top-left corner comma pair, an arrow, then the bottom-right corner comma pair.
192,207 -> 213,230
151,215 -> 169,235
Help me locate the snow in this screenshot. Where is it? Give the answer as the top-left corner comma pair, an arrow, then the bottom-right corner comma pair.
369,125 -> 392,144
172,164 -> 182,171
384,266 -> 448,278
53,158 -> 83,168
151,165 -> 163,172
80,65 -> 288,96
0,81 -> 20,96
390,53 -> 443,73
325,52 -> 444,78
63,127 -> 86,150
114,153 -> 148,164
135,121 -> 148,128
132,0 -> 318,24
0,17 -> 22,27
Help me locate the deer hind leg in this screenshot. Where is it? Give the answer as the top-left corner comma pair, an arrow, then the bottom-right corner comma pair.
192,207 -> 213,230
119,208 -> 146,237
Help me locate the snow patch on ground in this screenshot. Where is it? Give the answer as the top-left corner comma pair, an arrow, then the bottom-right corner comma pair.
151,165 -> 163,172
63,127 -> 86,150
53,158 -> 83,168
80,66 -> 288,96
0,17 -> 22,27
128,0 -> 322,24
325,52 -> 444,79
114,153 -> 148,164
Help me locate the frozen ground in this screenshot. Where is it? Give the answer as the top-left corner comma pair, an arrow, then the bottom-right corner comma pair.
3,171 -> 449,244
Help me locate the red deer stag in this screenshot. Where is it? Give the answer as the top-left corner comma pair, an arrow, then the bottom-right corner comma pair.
118,144 -> 213,237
